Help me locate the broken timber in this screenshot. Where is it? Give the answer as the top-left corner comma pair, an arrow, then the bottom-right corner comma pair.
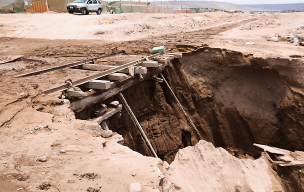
160,73 -> 203,140
92,104 -> 122,124
254,143 -> 304,167
119,93 -> 158,158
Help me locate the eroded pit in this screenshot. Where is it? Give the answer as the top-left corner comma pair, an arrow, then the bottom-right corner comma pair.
73,47 -> 304,166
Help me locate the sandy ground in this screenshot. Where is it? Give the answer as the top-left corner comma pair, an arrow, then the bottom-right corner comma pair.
0,12 -> 304,192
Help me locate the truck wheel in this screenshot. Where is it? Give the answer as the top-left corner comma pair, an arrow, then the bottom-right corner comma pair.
96,8 -> 102,15
81,8 -> 87,15
68,11 -> 73,14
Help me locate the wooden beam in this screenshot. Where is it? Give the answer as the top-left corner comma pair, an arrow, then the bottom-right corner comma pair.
83,64 -> 129,73
71,80 -> 134,112
92,104 -> 123,124
135,67 -> 147,74
142,61 -> 159,67
167,53 -> 182,58
66,89 -> 88,97
85,80 -> 111,90
253,143 -> 291,155
108,73 -> 128,81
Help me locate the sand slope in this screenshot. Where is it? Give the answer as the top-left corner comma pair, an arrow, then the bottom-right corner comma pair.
162,140 -> 283,192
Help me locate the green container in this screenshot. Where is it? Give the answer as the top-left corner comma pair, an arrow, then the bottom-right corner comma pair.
152,46 -> 166,53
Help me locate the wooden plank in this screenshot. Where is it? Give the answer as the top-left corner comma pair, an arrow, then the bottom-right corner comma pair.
93,104 -> 122,124
158,57 -> 170,65
135,67 -> 147,74
83,64 -> 130,73
82,64 -> 113,71
253,143 -> 291,155
71,80 -> 134,112
278,161 -> 304,167
142,61 -> 159,67
0,55 -> 23,64
168,53 -> 182,58
108,73 -> 128,81
66,90 -> 88,97
85,80 -> 111,90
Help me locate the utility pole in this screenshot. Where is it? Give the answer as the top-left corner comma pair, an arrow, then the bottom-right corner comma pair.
46,0 -> 49,12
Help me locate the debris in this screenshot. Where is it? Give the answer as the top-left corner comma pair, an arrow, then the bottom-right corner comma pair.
93,104 -> 107,117
109,101 -> 119,108
100,130 -> 113,138
0,55 -> 23,64
36,156 -> 47,162
46,52 -> 54,56
131,170 -> 136,177
87,187 -> 100,192
78,173 -> 99,180
129,182 -> 141,192
299,42 -> 304,46
38,182 -> 51,190
17,187 -> 23,191
245,42 -> 255,45
18,92 -> 29,99
254,143 -> 304,167
32,125 -> 54,133
67,87 -> 88,98
293,35 -> 299,44
269,36 -> 279,42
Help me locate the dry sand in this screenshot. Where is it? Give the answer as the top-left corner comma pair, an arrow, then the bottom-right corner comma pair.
0,11 -> 304,192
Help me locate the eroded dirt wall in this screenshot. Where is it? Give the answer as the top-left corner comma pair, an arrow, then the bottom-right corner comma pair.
107,47 -> 304,165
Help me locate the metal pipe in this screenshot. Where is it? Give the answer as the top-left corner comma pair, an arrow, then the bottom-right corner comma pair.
160,73 -> 203,140
119,93 -> 158,158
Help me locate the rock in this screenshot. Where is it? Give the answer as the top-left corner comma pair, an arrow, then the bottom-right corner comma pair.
36,156 -> 47,162
47,52 -> 54,56
129,182 -> 141,192
100,130 -> 113,138
110,101 -> 120,108
163,161 -> 170,171
92,130 -> 102,137
131,170 -> 136,177
269,36 -> 279,42
18,92 -> 29,99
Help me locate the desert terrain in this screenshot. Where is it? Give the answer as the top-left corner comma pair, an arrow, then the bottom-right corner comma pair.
0,11 -> 304,192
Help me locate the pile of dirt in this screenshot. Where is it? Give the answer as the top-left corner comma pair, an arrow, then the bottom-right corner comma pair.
161,140 -> 283,192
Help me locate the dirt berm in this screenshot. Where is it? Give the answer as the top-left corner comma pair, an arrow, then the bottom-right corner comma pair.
103,46 -> 304,191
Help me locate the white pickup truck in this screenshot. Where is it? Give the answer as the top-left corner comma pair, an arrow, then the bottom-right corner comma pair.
67,0 -> 103,15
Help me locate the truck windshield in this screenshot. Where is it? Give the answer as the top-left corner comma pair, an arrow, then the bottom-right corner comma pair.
73,0 -> 86,3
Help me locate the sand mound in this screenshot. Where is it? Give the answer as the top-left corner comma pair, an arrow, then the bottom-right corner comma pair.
162,140 -> 283,192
